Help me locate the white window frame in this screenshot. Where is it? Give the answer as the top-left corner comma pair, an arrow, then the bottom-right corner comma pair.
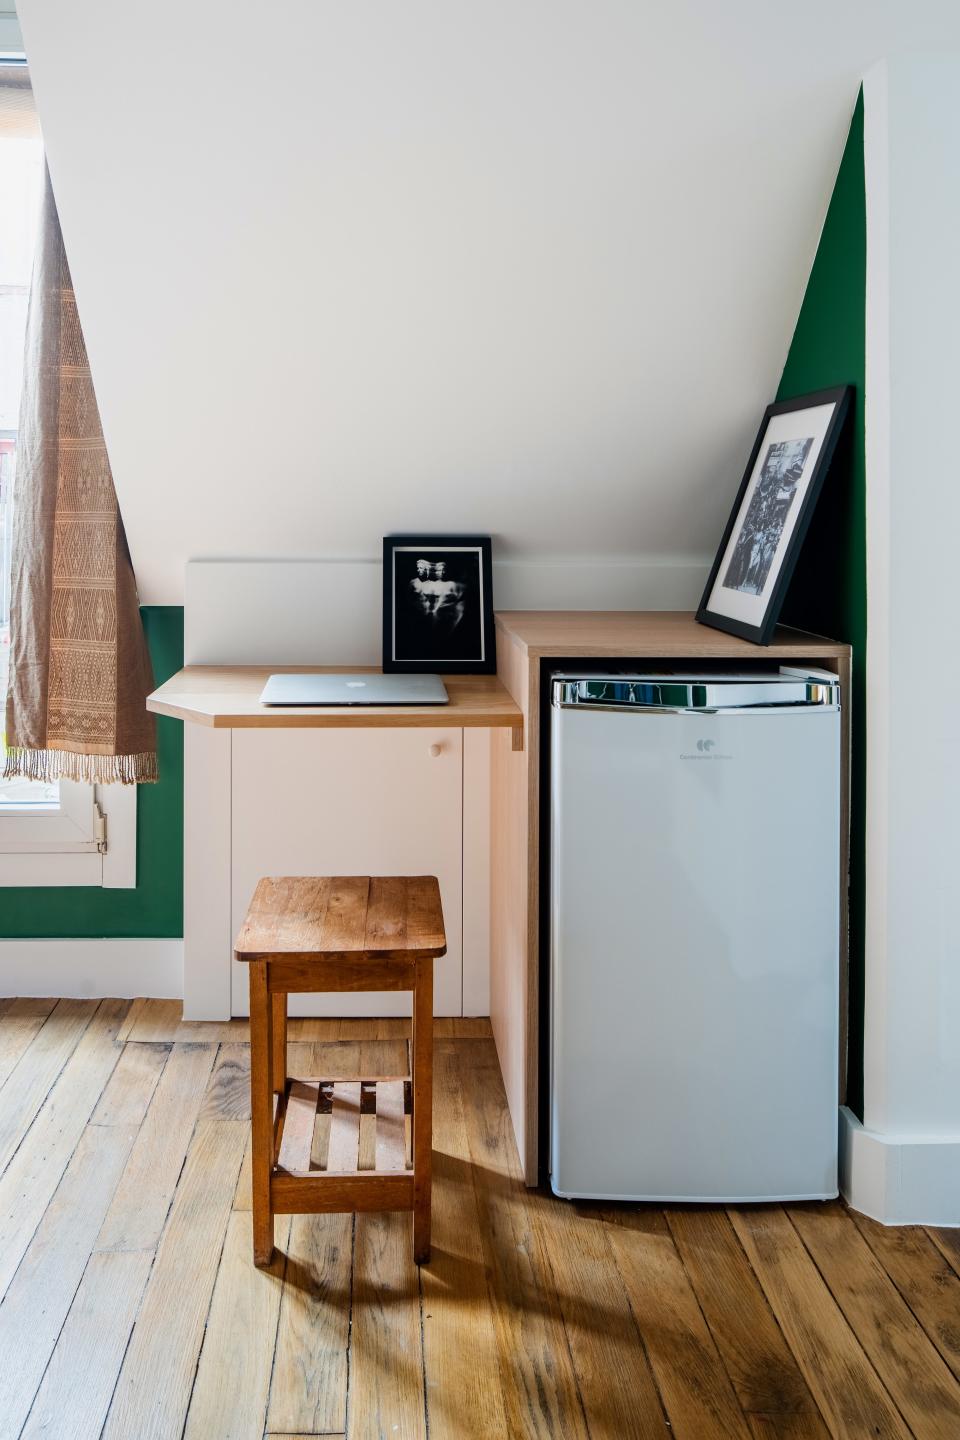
0,779 -> 98,851
0,782 -> 137,887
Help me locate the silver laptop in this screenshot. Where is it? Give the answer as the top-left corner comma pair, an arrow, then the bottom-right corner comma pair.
259,673 -> 449,706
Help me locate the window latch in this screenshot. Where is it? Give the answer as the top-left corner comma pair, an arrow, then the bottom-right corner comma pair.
94,801 -> 108,854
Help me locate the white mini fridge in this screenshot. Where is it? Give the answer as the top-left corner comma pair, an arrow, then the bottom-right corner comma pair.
549,669 -> 841,1202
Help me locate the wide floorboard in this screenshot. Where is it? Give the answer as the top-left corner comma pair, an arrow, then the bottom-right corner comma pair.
0,997 -> 957,1439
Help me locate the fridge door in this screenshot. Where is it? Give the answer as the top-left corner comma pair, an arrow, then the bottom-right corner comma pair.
550,698 -> 841,1202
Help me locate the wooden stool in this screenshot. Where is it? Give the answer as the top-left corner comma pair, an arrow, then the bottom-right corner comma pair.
234,874 -> 446,1268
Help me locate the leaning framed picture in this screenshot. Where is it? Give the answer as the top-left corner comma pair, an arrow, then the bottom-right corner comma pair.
383,535 -> 496,674
696,386 -> 852,645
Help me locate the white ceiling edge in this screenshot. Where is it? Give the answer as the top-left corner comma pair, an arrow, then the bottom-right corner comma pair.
16,3 -> 960,605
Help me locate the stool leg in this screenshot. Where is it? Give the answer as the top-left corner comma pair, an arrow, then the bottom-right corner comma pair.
412,957 -> 433,1264
250,959 -> 275,1267
272,992 -> 287,1095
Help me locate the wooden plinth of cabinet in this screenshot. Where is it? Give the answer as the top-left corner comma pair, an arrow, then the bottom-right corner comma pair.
490,611 -> 853,1187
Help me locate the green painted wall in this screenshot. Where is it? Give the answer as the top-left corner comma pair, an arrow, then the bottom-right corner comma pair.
0,605 -> 184,938
777,92 -> 867,1117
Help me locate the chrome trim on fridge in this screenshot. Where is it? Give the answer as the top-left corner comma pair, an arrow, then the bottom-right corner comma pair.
551,678 -> 840,711
553,701 -> 840,715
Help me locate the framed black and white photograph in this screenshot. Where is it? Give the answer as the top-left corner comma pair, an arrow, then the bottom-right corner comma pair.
696,386 -> 852,645
383,535 -> 496,674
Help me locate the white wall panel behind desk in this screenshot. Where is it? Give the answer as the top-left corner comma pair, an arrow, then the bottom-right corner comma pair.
230,728 -> 464,1017
185,557 -> 708,664
188,560 -> 384,666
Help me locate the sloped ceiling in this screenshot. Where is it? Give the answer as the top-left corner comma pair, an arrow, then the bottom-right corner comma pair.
15,1 -> 960,602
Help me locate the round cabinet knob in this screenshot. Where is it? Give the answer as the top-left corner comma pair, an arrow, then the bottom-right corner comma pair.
429,743 -> 442,757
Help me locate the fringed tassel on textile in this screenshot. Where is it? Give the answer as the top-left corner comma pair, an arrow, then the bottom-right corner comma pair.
2,747 -> 159,786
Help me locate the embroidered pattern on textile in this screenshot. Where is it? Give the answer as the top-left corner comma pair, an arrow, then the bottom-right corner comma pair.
3,166 -> 157,785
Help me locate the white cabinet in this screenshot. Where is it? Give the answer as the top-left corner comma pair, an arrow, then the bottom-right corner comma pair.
230,728 -> 463,1016
183,723 -> 490,1020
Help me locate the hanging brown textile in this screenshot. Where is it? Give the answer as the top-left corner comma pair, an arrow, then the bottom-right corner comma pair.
3,166 -> 157,784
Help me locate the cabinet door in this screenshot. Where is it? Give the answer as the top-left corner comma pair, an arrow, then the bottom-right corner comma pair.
230,728 -> 462,1016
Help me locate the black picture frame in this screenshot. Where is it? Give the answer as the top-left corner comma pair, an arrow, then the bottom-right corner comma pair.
382,535 -> 496,675
696,385 -> 853,645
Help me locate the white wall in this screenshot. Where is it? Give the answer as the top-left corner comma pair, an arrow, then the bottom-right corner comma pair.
841,56 -> 960,1225
865,56 -> 960,1137
16,0 -> 960,604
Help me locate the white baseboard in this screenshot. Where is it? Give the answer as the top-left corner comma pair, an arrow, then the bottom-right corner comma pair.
839,1105 -> 960,1226
0,939 -> 184,1000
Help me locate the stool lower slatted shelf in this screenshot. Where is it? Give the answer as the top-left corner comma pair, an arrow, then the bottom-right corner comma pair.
275,1077 -> 413,1176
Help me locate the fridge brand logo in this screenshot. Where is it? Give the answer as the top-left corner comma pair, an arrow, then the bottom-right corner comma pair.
680,739 -> 733,760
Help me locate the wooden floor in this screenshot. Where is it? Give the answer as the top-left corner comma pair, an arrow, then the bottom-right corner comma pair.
1,998 -> 960,1439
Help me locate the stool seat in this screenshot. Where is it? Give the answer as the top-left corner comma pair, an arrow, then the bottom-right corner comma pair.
235,875 -> 446,962
236,873 -> 445,1268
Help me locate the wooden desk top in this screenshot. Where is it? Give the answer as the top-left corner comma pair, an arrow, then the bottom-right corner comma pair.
146,665 -> 524,745
147,616 -> 848,748
495,610 -> 850,660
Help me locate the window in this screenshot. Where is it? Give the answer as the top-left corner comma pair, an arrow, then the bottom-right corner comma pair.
0,91 -> 44,812
0,60 -> 135,887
